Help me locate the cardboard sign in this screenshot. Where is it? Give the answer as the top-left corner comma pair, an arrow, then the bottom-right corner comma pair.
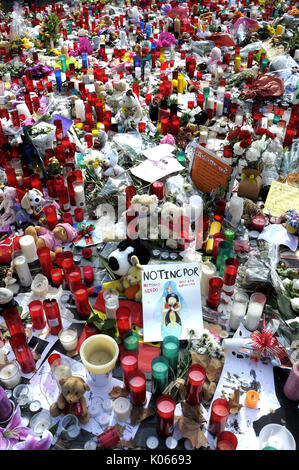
264,181 -> 299,217
142,262 -> 204,342
190,144 -> 232,193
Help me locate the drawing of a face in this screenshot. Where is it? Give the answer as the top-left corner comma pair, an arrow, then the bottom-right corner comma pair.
167,294 -> 179,306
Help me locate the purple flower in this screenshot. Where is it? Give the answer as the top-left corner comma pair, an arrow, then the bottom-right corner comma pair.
78,37 -> 93,55
156,32 -> 176,49
0,407 -> 35,450
13,430 -> 52,450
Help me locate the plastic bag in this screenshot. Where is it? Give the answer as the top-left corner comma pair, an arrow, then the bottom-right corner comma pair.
242,74 -> 284,100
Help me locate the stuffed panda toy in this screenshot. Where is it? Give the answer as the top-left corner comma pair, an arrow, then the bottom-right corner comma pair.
107,239 -> 151,277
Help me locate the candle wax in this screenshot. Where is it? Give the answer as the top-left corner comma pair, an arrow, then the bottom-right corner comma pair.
189,369 -> 205,383
88,350 -> 113,365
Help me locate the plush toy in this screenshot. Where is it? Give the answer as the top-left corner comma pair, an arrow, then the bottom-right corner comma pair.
129,194 -> 160,240
128,6 -> 140,25
21,189 -> 45,220
160,201 -> 185,249
117,90 -> 142,128
103,15 -> 113,26
50,376 -> 90,425
0,187 -> 18,226
25,223 -> 77,260
207,46 -> 222,73
101,149 -> 124,177
108,238 -> 151,277
117,255 -> 143,301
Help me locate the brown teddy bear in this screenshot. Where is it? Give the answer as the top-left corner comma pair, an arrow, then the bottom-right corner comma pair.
25,223 -> 77,260
50,376 -> 90,425
117,255 -> 143,301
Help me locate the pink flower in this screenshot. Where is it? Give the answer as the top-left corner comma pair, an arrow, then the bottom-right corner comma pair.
161,134 -> 176,146
13,430 -> 52,450
0,407 -> 35,450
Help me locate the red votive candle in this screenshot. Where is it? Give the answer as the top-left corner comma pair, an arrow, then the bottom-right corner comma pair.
214,200 -> 226,217
37,247 -> 53,279
251,214 -> 266,232
208,398 -> 230,436
74,287 -> 90,318
43,299 -> 62,335
186,364 -> 206,406
69,270 -> 83,293
128,370 -> 147,406
161,117 -> 168,135
171,116 -> 180,134
83,265 -> 94,284
138,122 -> 146,133
120,351 -> 138,389
62,212 -> 73,225
116,307 -> 131,339
223,258 -> 238,296
216,431 -> 238,450
62,258 -> 74,289
55,250 -> 73,268
51,268 -> 63,287
212,233 -> 226,260
156,394 -> 176,439
44,205 -> 58,230
152,181 -> 164,200
125,185 -> 136,209
74,208 -> 84,222
9,333 -> 35,374
46,179 -> 57,198
207,277 -> 223,308
28,300 -> 46,330
3,307 -> 25,336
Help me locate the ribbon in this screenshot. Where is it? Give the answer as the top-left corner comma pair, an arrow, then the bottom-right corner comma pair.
250,329 -> 287,361
241,173 -> 257,185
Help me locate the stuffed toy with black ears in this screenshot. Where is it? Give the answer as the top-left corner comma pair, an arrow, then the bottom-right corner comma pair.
107,238 -> 151,277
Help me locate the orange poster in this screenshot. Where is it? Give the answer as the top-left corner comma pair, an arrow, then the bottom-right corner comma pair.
190,144 -> 232,193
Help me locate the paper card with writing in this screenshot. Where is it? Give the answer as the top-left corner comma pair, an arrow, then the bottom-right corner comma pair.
131,157 -> 184,183
142,262 -> 203,343
190,143 -> 232,193
264,181 -> 299,217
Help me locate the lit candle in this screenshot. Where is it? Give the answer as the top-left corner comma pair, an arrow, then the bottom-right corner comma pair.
162,336 -> 179,376
113,397 -> 131,422
200,261 -> 216,298
208,398 -> 230,436
123,331 -> 139,353
37,247 -> 53,280
216,431 -> 238,450
120,351 -> 138,389
74,287 -> 90,318
128,371 -> 147,407
58,327 -> 78,352
13,255 -> 32,287
156,394 -> 176,439
20,235 -> 38,263
245,292 -> 266,331
28,300 -> 46,330
29,410 -> 52,436
151,356 -> 169,398
75,99 -> 86,121
186,364 -> 206,406
0,361 -> 21,389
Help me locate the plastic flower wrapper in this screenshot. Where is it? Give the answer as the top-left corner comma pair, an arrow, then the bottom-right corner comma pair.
28,122 -> 56,156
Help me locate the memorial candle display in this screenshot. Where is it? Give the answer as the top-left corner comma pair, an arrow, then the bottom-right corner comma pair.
28,300 -> 46,330
208,398 -> 231,436
156,394 -> 176,439
120,351 -> 138,389
186,364 -> 206,406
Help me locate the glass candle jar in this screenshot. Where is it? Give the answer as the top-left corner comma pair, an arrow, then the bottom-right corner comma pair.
222,258 -> 239,297
103,289 -> 119,320
208,398 -> 230,436
245,292 -> 267,331
151,356 -> 169,398
62,212 -> 73,225
29,410 -> 52,436
58,327 -> 78,352
9,333 -> 35,374
0,360 -> 21,388
186,364 -> 206,406
74,208 -> 84,222
216,431 -> 238,450
156,394 -> 176,439
43,299 -> 62,335
229,291 -> 249,331
162,336 -> 179,376
283,361 -> 299,401
48,353 -> 71,385
216,240 -> 234,275
37,247 -> 53,280
2,307 -> 25,336
28,300 -> 46,330
61,414 -> 81,440
128,370 -> 146,407
207,277 -> 223,309
120,351 -> 138,389
74,287 -> 90,318
251,215 -> 266,232
116,307 -> 131,339
113,397 -> 131,422
123,330 -> 139,353
51,268 -> 63,287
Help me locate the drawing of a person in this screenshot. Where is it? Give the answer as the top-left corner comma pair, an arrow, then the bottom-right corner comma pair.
154,282 -> 186,339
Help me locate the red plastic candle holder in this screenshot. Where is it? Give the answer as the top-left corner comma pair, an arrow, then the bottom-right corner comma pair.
44,205 -> 58,230
37,247 -> 53,279
214,200 -> 226,217
156,394 -> 176,439
138,122 -> 146,133
116,307 -> 131,339
62,258 -> 74,289
9,333 -> 35,374
128,370 -> 147,406
212,233 -> 226,260
43,299 -> 62,335
83,265 -> 94,284
46,179 -> 57,198
74,287 -> 90,318
216,431 -> 238,450
28,300 -> 46,330
208,398 -> 230,436
186,364 -> 206,406
223,258 -> 239,296
2,307 -> 25,336
152,181 -> 164,200
207,277 -> 223,309
62,212 -> 73,225
74,208 -> 84,222
161,117 -> 168,135
120,351 -> 138,389
97,427 -> 120,449
51,268 -> 63,287
69,270 -> 83,293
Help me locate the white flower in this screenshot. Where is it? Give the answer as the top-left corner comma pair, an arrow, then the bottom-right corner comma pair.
282,278 -> 292,288
233,141 -> 246,155
262,151 -> 276,166
268,138 -> 283,153
291,298 -> 299,312
252,139 -> 267,152
293,279 -> 299,291
246,147 -> 260,162
241,124 -> 253,134
238,158 -> 247,172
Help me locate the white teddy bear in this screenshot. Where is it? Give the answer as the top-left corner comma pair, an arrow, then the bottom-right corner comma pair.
116,90 -> 143,129
129,194 -> 160,240
160,201 -> 185,249
101,149 -> 124,177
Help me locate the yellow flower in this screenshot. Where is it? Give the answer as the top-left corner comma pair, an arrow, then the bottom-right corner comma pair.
121,107 -> 128,114
93,158 -> 100,168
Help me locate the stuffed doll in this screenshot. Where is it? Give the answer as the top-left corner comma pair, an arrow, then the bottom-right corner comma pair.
25,223 -> 77,260
129,194 -> 160,240
108,238 -> 151,277
117,90 -> 142,128
101,149 -> 124,177
20,189 -> 45,221
160,201 -> 185,249
0,187 -> 18,226
116,255 -> 143,301
50,376 -> 90,425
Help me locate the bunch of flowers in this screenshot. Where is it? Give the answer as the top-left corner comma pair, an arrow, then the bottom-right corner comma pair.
156,32 -> 176,49
192,329 -> 224,359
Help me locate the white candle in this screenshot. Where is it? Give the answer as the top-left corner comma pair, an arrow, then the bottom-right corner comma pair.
207,97 -> 214,111
216,100 -> 223,116
234,114 -> 243,126
16,103 -> 31,118
113,397 -> 131,422
104,297 -> 118,319
229,291 -> 249,330
200,262 -> 216,298
31,273 -> 49,297
58,328 -> 78,352
74,184 -> 86,208
222,337 -> 253,352
199,129 -> 208,143
19,235 -> 38,263
245,292 -> 266,331
30,410 -> 52,436
13,255 -> 32,287
0,362 -> 21,388
75,99 -> 86,121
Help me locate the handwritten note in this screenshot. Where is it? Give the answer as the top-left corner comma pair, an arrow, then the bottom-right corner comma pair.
264,181 -> 299,217
190,144 -> 232,193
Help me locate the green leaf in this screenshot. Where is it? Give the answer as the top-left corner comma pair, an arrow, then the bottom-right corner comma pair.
277,292 -> 296,321
49,421 -> 59,437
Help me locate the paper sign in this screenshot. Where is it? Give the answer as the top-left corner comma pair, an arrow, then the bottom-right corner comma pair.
131,156 -> 184,183
190,144 -> 232,193
264,181 -> 299,217
142,262 -> 204,342
258,224 -> 298,251
142,144 -> 175,161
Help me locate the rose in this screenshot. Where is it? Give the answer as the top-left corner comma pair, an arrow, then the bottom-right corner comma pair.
239,130 -> 252,139
227,129 -> 240,141
82,248 -> 92,259
240,138 -> 252,149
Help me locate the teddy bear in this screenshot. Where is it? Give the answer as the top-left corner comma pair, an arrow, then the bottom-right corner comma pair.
101,149 -> 124,178
21,189 -> 45,221
25,223 -> 77,260
116,255 -> 143,301
50,376 -> 90,425
106,79 -> 127,112
0,187 -> 18,226
129,194 -> 160,240
160,201 -> 185,249
116,90 -> 142,129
